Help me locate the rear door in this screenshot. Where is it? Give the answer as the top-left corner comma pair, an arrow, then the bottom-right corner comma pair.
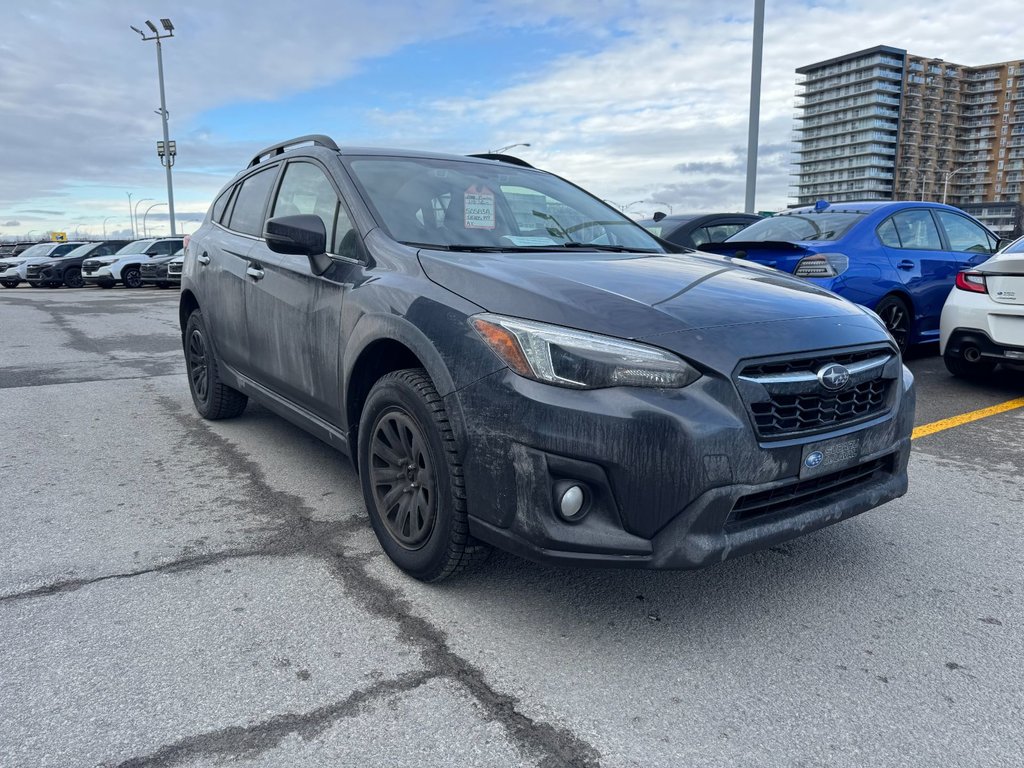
878,208 -> 958,338
200,167 -> 279,374
244,159 -> 362,425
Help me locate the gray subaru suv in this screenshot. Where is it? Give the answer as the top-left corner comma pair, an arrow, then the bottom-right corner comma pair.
181,135 -> 915,581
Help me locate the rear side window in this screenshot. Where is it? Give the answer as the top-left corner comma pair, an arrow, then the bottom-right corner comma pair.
211,188 -> 232,223
890,210 -> 942,250
877,218 -> 901,247
228,168 -> 277,237
934,211 -> 996,254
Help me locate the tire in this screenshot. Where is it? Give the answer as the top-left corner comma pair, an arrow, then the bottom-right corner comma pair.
357,368 -> 489,581
64,268 -> 84,289
944,346 -> 997,380
874,295 -> 912,354
157,281 -> 170,289
184,309 -> 248,420
1,279 -> 20,288
98,281 -> 115,289
122,267 -> 143,288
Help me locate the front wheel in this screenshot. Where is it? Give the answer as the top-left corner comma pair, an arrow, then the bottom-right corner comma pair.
357,369 -> 489,582
184,309 -> 248,419
122,267 -> 143,288
874,295 -> 912,354
0,279 -> 19,289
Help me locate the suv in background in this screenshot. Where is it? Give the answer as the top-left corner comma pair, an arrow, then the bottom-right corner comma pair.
181,134 -> 914,582
28,240 -> 130,288
82,237 -> 183,288
0,241 -> 89,288
140,248 -> 184,288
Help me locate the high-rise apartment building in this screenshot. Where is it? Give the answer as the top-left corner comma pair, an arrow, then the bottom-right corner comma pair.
793,45 -> 1024,237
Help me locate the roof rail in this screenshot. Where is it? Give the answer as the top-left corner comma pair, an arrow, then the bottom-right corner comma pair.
466,153 -> 534,169
248,134 -> 340,168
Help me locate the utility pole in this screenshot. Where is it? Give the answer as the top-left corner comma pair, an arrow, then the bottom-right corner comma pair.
744,0 -> 765,214
131,19 -> 177,236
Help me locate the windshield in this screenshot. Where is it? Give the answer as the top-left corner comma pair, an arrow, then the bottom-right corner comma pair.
1001,235 -> 1024,254
13,243 -> 54,259
345,156 -> 665,253
61,243 -> 98,259
726,211 -> 866,243
115,240 -> 154,255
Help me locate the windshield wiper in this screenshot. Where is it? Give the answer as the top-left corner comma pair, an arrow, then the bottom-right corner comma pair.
555,243 -> 660,253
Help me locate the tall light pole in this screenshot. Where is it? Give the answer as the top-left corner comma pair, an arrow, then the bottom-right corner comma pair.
142,203 -> 166,238
942,168 -> 968,205
102,216 -> 116,239
744,0 -> 765,213
126,192 -> 135,238
131,19 -> 177,236
133,198 -> 152,239
490,143 -> 531,154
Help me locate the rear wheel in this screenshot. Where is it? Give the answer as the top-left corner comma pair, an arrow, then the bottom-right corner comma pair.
358,368 -> 489,581
874,295 -> 912,354
944,345 -> 997,380
184,309 -> 248,419
123,267 -> 143,288
64,268 -> 84,289
1,279 -> 19,289
98,281 -> 115,289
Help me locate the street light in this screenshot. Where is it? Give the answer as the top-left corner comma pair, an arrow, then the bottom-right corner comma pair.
102,216 -> 117,239
899,167 -> 927,202
744,0 -> 766,213
942,168 -> 969,205
142,203 -> 166,238
126,192 -> 135,238
131,18 -> 177,236
133,198 -> 152,239
489,143 -> 531,154
648,201 -> 673,214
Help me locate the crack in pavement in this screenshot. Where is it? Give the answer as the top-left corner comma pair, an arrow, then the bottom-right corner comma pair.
109,671 -> 438,768
102,393 -> 601,768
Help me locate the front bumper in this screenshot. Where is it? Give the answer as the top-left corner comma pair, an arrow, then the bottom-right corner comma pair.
82,266 -> 115,283
453,364 -> 915,570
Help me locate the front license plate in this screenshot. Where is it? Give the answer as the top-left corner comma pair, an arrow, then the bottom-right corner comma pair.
800,436 -> 863,479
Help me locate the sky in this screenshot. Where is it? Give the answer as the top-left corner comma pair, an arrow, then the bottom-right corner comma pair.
0,0 -> 1021,241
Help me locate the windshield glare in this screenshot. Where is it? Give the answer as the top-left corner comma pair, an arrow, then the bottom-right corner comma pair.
727,212 -> 866,243
345,157 -> 665,253
115,240 -> 153,255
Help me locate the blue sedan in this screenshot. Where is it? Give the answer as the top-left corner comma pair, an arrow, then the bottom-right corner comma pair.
700,201 -> 1001,352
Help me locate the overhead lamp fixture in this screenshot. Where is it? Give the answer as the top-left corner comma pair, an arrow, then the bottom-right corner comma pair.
160,18 -> 174,32
145,20 -> 159,34
130,25 -> 144,37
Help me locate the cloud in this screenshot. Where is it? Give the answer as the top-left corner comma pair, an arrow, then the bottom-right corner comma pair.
3,220 -> 20,226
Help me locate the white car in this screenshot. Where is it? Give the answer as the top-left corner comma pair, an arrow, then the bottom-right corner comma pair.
0,241 -> 89,288
940,235 -> 1024,378
81,237 -> 183,288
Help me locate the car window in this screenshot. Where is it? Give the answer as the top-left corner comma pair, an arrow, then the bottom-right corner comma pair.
690,227 -> 711,246
877,218 -> 901,247
934,211 -> 995,254
52,243 -> 80,256
726,212 -> 864,243
228,167 -> 278,237
211,187 -> 232,223
346,156 -> 664,253
271,161 -> 356,256
889,210 -> 942,250
706,223 -> 750,243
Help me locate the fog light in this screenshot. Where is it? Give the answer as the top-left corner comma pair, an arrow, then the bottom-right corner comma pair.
553,483 -> 589,522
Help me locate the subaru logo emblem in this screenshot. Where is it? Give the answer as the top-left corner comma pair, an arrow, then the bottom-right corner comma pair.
817,363 -> 851,391
805,451 -> 824,468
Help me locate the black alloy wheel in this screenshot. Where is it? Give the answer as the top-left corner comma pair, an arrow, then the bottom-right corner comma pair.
184,309 -> 248,419
123,267 -> 143,288
1,279 -> 19,289
358,368 -> 489,581
64,268 -> 84,289
369,408 -> 437,549
874,295 -> 911,354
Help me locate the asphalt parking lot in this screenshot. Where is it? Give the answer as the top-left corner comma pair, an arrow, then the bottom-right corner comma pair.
2,287 -> 1023,768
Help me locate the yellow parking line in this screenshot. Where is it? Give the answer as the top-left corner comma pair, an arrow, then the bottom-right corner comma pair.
912,397 -> 1024,440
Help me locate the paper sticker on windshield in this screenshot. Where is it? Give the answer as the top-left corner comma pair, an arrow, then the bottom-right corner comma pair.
503,235 -> 558,246
464,187 -> 495,229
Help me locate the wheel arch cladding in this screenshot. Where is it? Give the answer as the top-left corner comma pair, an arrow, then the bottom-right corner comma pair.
179,290 -> 199,333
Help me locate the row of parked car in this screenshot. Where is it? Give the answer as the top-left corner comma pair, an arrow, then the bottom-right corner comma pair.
638,202 -> 1024,380
0,237 -> 184,289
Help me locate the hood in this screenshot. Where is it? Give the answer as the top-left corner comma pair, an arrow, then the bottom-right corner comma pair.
417,248 -> 873,346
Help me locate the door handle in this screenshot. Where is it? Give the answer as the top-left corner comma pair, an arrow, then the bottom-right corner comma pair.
246,265 -> 265,280
897,260 -> 914,270
197,253 -> 210,265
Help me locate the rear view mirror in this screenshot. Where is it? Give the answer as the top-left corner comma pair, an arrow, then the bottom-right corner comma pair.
264,214 -> 331,274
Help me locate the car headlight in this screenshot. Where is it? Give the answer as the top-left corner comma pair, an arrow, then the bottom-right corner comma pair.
794,252 -> 848,278
93,257 -> 118,265
470,313 -> 701,389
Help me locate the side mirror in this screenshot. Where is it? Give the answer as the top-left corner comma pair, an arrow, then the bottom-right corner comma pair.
264,214 -> 331,274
